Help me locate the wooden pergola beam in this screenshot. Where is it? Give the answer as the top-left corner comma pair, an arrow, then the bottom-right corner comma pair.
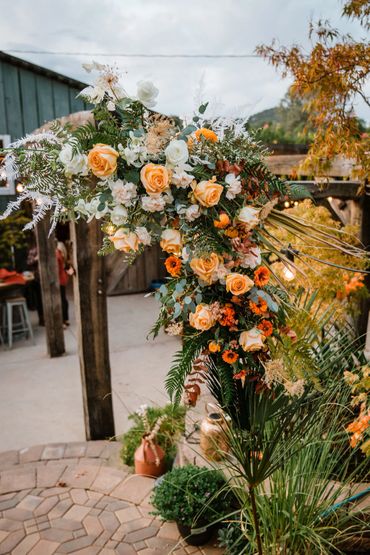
35,214 -> 65,357
70,218 -> 115,440
287,180 -> 360,200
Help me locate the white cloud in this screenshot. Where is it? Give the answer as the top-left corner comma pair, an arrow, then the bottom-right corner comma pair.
1,0 -> 368,120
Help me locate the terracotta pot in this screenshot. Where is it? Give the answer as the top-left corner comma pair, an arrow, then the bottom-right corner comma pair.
134,436 -> 166,477
177,522 -> 215,546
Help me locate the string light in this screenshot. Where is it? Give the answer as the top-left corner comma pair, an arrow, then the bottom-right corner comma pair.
294,201 -> 299,206
284,201 -> 290,208
327,196 -> 333,202
16,183 -> 24,193
282,266 -> 296,282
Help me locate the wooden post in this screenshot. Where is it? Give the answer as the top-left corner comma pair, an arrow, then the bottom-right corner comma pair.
35,214 -> 65,357
70,218 -> 115,440
358,188 -> 370,338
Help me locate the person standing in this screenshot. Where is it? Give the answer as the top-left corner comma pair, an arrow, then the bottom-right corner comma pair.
56,241 -> 71,328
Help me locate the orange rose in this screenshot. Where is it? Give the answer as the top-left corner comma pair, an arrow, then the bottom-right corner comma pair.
160,229 -> 182,256
226,273 -> 254,296
87,144 -> 119,178
140,163 -> 170,196
189,304 -> 216,331
193,180 -> 223,207
190,253 -> 221,285
194,128 -> 218,142
214,213 -> 231,229
110,229 -> 139,253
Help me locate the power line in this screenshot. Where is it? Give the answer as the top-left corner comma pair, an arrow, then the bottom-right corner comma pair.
4,48 -> 261,59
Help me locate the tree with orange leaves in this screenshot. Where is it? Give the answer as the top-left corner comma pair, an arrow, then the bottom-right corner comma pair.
257,0 -> 370,184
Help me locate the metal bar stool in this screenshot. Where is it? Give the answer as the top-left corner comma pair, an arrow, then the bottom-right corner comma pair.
5,296 -> 35,349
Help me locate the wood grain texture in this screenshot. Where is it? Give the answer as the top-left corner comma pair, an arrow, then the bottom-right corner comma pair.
35,213 -> 65,357
70,218 -> 115,440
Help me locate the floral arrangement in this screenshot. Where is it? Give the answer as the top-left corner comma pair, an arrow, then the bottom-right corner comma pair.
1,62 -> 367,408
344,364 -> 370,456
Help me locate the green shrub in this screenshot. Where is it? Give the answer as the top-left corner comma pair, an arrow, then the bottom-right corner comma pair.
151,464 -> 230,527
120,404 -> 186,468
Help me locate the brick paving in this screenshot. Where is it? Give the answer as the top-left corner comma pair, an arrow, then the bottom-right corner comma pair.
0,442 -> 223,554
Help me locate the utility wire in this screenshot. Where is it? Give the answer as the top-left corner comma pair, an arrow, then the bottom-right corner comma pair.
3,49 -> 261,59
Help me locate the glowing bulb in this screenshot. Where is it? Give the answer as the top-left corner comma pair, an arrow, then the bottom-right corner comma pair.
294,201 -> 299,206
282,266 -> 296,282
327,196 -> 333,202
284,201 -> 290,208
106,225 -> 115,235
16,183 -> 24,193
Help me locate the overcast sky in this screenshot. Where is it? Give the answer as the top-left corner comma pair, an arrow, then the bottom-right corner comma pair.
1,0 -> 368,120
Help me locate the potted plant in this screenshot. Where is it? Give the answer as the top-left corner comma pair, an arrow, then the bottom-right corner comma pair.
151,464 -> 230,546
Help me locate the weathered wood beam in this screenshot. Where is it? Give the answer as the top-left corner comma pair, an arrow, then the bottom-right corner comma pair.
266,154 -> 357,178
70,218 -> 115,440
35,213 -> 65,357
287,180 -> 360,200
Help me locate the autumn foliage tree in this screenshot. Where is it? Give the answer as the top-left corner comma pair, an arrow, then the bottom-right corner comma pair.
257,0 -> 370,183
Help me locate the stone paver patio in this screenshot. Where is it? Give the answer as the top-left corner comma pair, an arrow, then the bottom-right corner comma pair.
0,442 -> 222,554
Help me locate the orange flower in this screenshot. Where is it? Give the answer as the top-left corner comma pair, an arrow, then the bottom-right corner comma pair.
87,144 -> 119,178
214,213 -> 231,229
254,266 -> 270,287
258,319 -> 273,337
249,297 -> 268,315
347,412 -> 370,448
219,305 -> 238,328
194,128 -> 218,142
165,256 -> 182,277
209,341 -> 221,353
222,350 -> 239,364
225,227 -> 239,238
233,369 -> 247,380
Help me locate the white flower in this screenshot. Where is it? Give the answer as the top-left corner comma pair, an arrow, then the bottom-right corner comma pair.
240,247 -> 262,269
215,264 -> 228,284
135,226 -> 152,246
107,100 -> 116,111
110,180 -> 137,207
225,173 -> 242,200
237,206 -> 260,230
171,168 -> 194,188
185,204 -> 201,222
181,247 -> 190,262
137,80 -> 159,109
165,140 -> 188,167
141,195 -> 166,212
79,85 -> 105,104
120,134 -> 148,167
59,144 -> 88,175
163,190 -> 174,205
110,205 -> 128,225
75,197 -> 109,222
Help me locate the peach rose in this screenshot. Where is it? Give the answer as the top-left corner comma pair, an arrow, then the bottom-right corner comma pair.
239,328 -> 266,352
87,144 -> 119,178
160,229 -> 182,256
226,273 -> 254,296
193,180 -> 223,207
110,229 -> 139,253
140,163 -> 170,196
189,304 -> 216,331
190,253 -> 221,285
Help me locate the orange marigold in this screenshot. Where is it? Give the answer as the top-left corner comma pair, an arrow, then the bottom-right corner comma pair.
249,297 -> 268,315
194,128 -> 218,143
233,369 -> 247,380
257,319 -> 273,337
214,212 -> 231,229
208,341 -> 221,353
222,350 -> 239,364
165,256 -> 182,277
254,266 -> 270,287
224,227 -> 239,238
219,305 -> 238,328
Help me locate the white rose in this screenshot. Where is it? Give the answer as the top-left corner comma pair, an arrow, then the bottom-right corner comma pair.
165,140 -> 189,167
240,247 -> 262,269
135,226 -> 152,246
185,204 -> 201,222
141,195 -> 166,212
137,80 -> 159,109
239,328 -> 266,352
110,205 -> 128,225
237,206 -> 260,230
110,180 -> 137,207
172,168 -> 194,188
59,144 -> 88,175
225,173 -> 242,200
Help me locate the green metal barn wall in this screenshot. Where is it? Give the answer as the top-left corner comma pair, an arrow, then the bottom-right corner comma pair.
0,52 -> 88,211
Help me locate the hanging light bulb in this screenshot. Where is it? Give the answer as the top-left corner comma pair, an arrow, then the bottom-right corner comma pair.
294,201 -> 299,206
284,200 -> 290,208
282,266 -> 296,281
16,183 -> 24,193
327,196 -> 333,202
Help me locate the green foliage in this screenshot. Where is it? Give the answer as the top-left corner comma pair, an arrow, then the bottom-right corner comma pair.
0,211 -> 31,266
151,464 -> 230,527
120,404 -> 186,467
